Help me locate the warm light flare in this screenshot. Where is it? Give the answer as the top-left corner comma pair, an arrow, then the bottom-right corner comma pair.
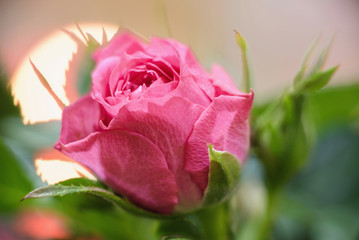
11,23 -> 118,124
35,158 -> 96,185
11,23 -> 117,185
34,146 -> 97,185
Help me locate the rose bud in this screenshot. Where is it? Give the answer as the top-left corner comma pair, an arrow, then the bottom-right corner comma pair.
55,32 -> 253,215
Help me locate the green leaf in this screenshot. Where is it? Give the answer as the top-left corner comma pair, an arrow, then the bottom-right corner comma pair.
58,177 -> 103,187
22,181 -> 173,219
202,145 -> 241,206
297,66 -> 338,93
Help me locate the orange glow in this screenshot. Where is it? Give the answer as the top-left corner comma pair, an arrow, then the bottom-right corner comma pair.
34,148 -> 96,185
15,209 -> 71,239
11,23 -> 118,124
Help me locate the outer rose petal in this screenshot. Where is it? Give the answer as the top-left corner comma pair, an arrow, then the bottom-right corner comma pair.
56,130 -> 178,214
211,64 -> 243,97
57,95 -> 103,145
93,32 -> 146,62
184,90 -> 254,191
107,96 -> 205,212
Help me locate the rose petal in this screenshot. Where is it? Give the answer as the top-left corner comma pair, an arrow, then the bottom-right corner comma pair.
172,74 -> 212,107
108,51 -> 151,96
184,90 -> 254,191
142,81 -> 178,98
57,95 -> 103,145
57,130 -> 178,214
93,32 -> 146,62
146,38 -> 180,68
157,38 -> 216,100
107,96 -> 205,212
211,64 -> 242,96
148,40 -> 212,106
92,56 -> 120,97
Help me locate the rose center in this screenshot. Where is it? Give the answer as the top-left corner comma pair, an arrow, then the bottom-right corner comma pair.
123,65 -> 158,91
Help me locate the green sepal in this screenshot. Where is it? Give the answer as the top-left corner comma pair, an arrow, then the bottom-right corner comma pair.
293,38 -> 319,87
292,38 -> 338,94
202,145 -> 241,206
234,30 -> 251,93
295,66 -> 338,93
22,178 -> 174,219
306,38 -> 332,77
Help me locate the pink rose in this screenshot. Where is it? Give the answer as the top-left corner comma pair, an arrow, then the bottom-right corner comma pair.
55,32 -> 253,214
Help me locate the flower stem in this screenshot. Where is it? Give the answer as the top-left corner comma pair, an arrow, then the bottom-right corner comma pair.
195,202 -> 234,240
258,186 -> 279,240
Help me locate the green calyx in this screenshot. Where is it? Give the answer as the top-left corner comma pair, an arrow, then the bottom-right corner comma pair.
202,145 -> 242,207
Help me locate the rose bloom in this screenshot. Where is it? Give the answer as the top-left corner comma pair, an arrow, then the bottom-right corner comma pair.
55,32 -> 253,214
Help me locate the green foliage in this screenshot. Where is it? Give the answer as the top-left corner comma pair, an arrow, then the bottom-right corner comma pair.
0,137 -> 33,212
251,42 -> 339,190
306,84 -> 359,131
276,125 -> 359,240
0,71 -> 20,118
202,145 -> 241,206
0,72 -> 37,212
